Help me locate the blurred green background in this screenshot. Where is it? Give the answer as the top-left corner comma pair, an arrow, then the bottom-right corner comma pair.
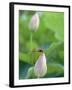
19,10 -> 64,79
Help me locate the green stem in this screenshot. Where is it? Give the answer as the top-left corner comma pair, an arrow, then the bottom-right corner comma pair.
30,31 -> 33,51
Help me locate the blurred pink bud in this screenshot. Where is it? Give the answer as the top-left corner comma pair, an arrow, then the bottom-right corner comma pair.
29,13 -> 39,31
34,53 -> 47,77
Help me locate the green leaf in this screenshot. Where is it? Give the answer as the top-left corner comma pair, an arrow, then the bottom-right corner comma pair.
19,52 -> 40,65
43,12 -> 64,41
44,41 -> 63,56
45,63 -> 64,77
19,52 -> 31,64
25,67 -> 36,79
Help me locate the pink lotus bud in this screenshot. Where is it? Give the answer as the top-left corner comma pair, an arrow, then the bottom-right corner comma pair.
34,53 -> 47,78
29,13 -> 39,31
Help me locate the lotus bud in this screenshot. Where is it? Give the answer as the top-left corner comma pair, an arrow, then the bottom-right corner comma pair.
34,53 -> 47,78
29,13 -> 39,31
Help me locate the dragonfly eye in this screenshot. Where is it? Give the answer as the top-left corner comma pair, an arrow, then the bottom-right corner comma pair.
32,48 -> 44,52
38,49 -> 43,52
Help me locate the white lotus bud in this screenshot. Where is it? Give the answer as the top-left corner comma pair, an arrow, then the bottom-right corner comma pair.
29,13 -> 39,31
34,53 -> 47,78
